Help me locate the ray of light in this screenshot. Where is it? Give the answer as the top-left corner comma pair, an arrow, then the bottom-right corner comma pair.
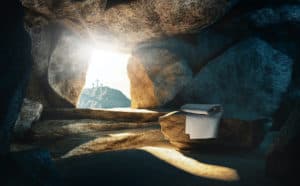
84,49 -> 131,99
140,146 -> 240,182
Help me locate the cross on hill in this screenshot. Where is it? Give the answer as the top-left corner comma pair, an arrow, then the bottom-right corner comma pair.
95,79 -> 100,87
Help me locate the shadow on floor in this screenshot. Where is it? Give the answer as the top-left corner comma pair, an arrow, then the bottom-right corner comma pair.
55,149 -> 281,186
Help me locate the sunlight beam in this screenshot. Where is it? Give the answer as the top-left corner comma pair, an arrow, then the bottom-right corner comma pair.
84,49 -> 131,99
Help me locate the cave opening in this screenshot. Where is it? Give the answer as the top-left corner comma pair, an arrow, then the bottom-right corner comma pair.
77,48 -> 131,109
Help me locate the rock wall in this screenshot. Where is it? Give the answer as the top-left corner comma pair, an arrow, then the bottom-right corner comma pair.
0,1 -> 32,155
0,0 -> 299,182
21,0 -> 237,48
26,23 -> 91,108
48,29 -> 91,106
128,2 -> 299,122
246,4 -> 300,129
14,99 -> 43,139
178,38 -> 293,120
128,48 -> 192,108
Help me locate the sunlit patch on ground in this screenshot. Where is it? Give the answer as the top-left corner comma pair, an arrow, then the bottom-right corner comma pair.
60,129 -> 165,158
140,146 -> 240,181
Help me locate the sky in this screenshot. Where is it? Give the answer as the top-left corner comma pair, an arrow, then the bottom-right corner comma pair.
84,49 -> 131,99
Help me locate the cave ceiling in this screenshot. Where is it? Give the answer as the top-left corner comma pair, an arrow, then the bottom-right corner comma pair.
21,0 -> 237,49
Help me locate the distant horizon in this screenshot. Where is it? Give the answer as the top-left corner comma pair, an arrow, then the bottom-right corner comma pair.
82,84 -> 130,99
83,49 -> 131,99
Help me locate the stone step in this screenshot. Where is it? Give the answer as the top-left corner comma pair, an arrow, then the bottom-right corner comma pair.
41,108 -> 168,122
13,120 -> 166,158
159,111 -> 269,149
31,119 -> 160,140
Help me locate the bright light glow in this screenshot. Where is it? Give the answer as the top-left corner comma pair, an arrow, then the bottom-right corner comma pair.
140,146 -> 240,181
84,49 -> 131,98
108,132 -> 135,137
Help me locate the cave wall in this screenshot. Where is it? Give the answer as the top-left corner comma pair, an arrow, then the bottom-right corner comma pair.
47,27 -> 91,106
126,2 -> 300,180
26,23 -> 91,108
177,38 -> 293,120
22,0 -> 300,118
21,0 -> 238,48
0,0 -> 298,181
0,1 -> 32,155
128,1 -> 300,119
1,1 -> 300,184
128,47 -> 192,108
22,0 -> 240,109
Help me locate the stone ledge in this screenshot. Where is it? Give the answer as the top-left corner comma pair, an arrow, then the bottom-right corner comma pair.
42,108 -> 168,122
159,111 -> 267,149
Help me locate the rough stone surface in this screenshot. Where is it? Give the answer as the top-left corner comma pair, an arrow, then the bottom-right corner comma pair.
48,29 -> 91,106
21,0 -> 237,47
31,119 -> 159,140
18,119 -> 165,158
136,28 -> 236,74
14,99 -> 43,138
234,5 -> 300,131
248,5 -> 300,28
128,48 -> 192,108
178,38 -> 293,120
61,129 -> 165,158
159,111 -> 267,149
26,23 -> 91,108
25,23 -> 71,108
41,108 -> 167,122
191,29 -> 237,71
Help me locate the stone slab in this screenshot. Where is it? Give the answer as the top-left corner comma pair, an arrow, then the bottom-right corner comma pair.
159,111 -> 267,149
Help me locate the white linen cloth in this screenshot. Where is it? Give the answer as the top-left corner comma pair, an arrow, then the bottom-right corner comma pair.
181,104 -> 223,139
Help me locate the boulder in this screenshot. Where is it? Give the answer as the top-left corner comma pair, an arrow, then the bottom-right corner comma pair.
26,23 -> 89,108
26,24 -> 59,107
191,29 -> 237,72
21,0 -> 237,48
136,28 -> 237,74
31,119 -> 159,140
255,23 -> 300,130
248,5 -> 300,28
41,108 -> 167,122
159,111 -> 267,149
128,47 -> 192,108
48,29 -> 91,107
14,99 -> 43,138
178,38 -> 293,120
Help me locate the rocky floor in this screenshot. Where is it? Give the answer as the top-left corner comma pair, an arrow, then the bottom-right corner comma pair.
11,119 -> 284,186
12,119 -> 165,158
